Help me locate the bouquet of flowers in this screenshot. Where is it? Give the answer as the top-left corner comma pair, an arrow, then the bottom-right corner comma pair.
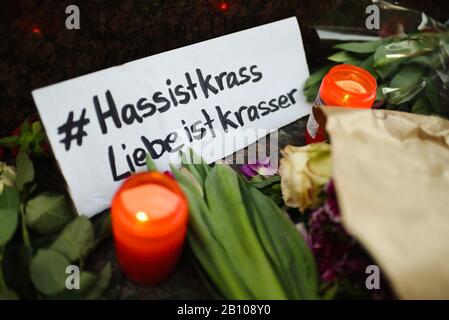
279,107 -> 449,300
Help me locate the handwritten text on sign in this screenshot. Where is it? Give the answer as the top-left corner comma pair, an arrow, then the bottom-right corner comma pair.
32,17 -> 311,217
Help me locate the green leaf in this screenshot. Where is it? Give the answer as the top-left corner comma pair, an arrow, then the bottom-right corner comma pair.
54,271 -> 97,299
248,175 -> 280,189
30,249 -> 70,296
0,186 -> 20,246
373,44 -> 408,79
31,121 -> 43,134
334,40 -> 381,54
344,59 -> 365,67
2,243 -> 32,299
19,117 -> 31,134
0,136 -> 19,148
0,185 -> 20,211
304,64 -> 334,90
86,262 -> 112,299
50,217 -> 94,262
411,95 -> 431,115
241,179 -> 319,299
173,165 -> 254,299
390,64 -> 427,89
180,151 -> 206,186
424,77 -> 441,115
304,82 -> 320,103
25,193 -> 75,235
321,283 -> 338,300
204,165 -> 286,299
374,59 -> 405,79
360,54 -> 378,80
145,154 -> 158,172
383,81 -> 426,105
94,211 -> 111,242
376,85 -> 384,101
0,208 -> 18,246
0,288 -> 19,300
327,51 -> 357,63
178,159 -> 320,300
16,152 -> 34,191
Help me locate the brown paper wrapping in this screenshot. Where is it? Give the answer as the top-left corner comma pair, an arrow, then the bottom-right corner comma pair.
324,107 -> 449,300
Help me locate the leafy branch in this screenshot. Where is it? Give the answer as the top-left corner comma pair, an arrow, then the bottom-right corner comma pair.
305,32 -> 449,118
0,151 -> 112,299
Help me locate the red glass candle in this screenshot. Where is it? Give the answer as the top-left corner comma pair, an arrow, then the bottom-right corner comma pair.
111,172 -> 189,285
306,64 -> 377,144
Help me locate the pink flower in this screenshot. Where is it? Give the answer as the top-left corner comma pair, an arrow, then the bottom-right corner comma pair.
240,158 -> 277,178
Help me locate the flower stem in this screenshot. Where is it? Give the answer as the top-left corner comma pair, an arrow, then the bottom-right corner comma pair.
20,204 -> 31,249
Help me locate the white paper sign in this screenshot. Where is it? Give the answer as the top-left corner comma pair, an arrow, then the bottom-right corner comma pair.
32,17 -> 311,217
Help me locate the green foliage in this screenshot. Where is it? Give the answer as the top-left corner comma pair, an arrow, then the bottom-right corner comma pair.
304,33 -> 449,118
50,217 -> 95,262
15,152 -> 34,191
145,154 -> 158,172
0,149 -> 112,300
30,249 -> 71,296
0,118 -> 48,157
171,150 -> 319,300
0,187 -> 20,246
333,40 -> 381,54
25,193 -> 74,235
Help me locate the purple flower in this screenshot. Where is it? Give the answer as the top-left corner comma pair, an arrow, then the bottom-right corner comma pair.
163,170 -> 175,179
305,180 -> 394,299
307,180 -> 370,283
240,158 -> 277,178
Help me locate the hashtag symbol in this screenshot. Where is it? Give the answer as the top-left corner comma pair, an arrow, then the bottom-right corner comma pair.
57,109 -> 90,151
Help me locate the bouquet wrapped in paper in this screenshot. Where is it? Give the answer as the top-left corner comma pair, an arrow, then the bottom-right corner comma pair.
280,107 -> 449,299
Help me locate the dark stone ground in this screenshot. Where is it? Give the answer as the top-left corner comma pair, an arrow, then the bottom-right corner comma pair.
1,0 -> 447,299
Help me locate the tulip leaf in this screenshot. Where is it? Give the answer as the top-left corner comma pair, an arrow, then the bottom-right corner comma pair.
173,165 -> 249,299
205,165 -> 284,298
176,159 -> 320,300
145,154 -> 158,172
248,175 -> 280,189
242,180 -> 319,299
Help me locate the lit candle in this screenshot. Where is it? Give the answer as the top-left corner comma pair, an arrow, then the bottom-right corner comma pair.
111,172 -> 188,285
305,64 -> 377,144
